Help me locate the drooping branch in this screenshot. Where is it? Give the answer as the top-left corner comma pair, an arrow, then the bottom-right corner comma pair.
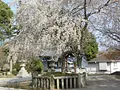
8,0 -> 83,62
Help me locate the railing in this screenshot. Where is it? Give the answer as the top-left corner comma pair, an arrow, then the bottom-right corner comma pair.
54,76 -> 78,89
32,73 -> 87,90
32,76 -> 52,90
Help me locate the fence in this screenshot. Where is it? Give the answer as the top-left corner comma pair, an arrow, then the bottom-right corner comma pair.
32,73 -> 86,90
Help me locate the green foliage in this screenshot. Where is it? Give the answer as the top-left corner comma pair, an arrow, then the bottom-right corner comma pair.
2,47 -> 9,55
83,30 -> 98,61
26,57 -> 44,74
12,57 -> 44,75
12,62 -> 21,75
0,1 -> 14,40
0,1 -> 13,25
0,44 -> 9,69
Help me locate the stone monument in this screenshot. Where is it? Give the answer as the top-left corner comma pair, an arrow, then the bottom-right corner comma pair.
17,60 -> 30,78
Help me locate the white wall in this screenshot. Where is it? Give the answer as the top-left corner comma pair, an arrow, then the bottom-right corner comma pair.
87,62 -> 111,74
87,63 -> 98,74
111,61 -> 120,73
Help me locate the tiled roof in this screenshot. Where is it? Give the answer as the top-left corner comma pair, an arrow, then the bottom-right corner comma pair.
89,50 -> 120,62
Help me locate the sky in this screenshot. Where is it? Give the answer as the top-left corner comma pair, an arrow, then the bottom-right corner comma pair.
2,0 -> 17,13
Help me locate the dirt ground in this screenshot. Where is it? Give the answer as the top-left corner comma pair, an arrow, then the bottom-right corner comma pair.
76,75 -> 120,90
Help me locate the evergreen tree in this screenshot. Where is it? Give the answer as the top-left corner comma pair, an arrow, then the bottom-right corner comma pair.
0,0 -> 13,40
83,30 -> 98,61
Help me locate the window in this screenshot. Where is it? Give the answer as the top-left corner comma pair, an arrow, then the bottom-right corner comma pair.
99,62 -> 107,70
113,62 -> 117,67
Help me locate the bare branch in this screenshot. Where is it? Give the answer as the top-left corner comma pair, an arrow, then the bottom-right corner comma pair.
88,0 -> 111,17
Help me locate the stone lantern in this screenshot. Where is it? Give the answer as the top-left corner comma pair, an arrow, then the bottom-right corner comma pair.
40,50 -> 59,72
49,56 -> 56,72
17,60 -> 30,78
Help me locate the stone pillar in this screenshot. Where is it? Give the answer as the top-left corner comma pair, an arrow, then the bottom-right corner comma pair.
50,75 -> 54,90
36,78 -> 38,87
66,78 -> 68,89
41,79 -> 43,88
46,79 -> 49,89
78,73 -> 81,88
74,78 -> 76,88
10,59 -> 12,72
80,73 -> 86,87
83,72 -> 87,85
61,79 -> 64,89
40,78 -> 42,88
57,79 -> 59,90
44,79 -> 46,89
70,78 -> 72,88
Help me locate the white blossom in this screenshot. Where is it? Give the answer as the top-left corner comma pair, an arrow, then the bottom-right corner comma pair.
8,0 -> 84,62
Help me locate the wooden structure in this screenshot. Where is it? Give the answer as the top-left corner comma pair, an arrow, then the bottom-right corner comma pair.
32,73 -> 87,90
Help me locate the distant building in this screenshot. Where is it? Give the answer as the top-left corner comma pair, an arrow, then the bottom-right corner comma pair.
39,50 -> 78,73
87,52 -> 120,74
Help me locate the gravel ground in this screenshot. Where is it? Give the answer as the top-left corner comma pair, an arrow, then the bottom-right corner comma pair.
0,87 -> 25,90
0,77 -> 31,85
73,75 -> 120,90
0,77 -> 31,90
0,75 -> 120,90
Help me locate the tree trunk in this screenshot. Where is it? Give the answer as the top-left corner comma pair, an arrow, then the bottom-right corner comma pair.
61,51 -> 66,73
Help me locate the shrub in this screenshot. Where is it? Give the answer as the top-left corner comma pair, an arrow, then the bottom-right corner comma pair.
26,57 -> 44,74
12,62 -> 21,75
